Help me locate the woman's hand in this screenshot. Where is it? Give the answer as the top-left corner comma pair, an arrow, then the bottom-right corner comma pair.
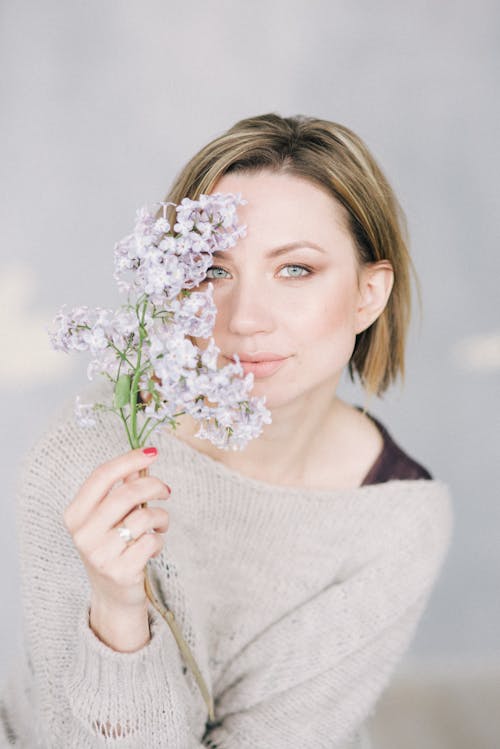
63,447 -> 171,613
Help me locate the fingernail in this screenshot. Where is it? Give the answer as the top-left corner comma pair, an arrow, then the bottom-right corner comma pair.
143,447 -> 158,456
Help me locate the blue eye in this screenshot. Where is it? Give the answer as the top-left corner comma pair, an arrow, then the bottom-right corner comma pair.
204,266 -> 229,280
202,263 -> 312,282
278,264 -> 311,278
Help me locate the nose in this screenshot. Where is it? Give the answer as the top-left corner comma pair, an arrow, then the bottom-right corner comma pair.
226,276 -> 274,336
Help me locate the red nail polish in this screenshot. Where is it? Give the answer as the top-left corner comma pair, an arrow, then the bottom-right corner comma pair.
143,447 -> 158,456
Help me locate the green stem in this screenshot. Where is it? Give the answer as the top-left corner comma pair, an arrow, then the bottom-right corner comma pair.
107,340 -> 136,371
137,416 -> 152,443
119,408 -> 132,446
129,300 -> 149,448
139,417 -> 166,445
138,409 -> 186,445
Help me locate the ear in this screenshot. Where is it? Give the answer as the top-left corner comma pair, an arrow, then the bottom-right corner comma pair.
354,260 -> 394,335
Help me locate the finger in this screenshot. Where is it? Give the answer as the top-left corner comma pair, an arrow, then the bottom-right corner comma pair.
64,447 -> 159,531
123,469 -> 141,484
88,507 -> 169,568
106,532 -> 164,587
123,506 -> 169,535
77,477 -> 170,544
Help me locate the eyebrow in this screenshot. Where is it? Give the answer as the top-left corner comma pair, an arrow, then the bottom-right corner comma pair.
212,241 -> 327,259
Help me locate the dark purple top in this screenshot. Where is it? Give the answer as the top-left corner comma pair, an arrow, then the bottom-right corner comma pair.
354,405 -> 433,485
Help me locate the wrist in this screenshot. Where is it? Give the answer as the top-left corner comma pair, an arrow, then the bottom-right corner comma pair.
89,595 -> 151,653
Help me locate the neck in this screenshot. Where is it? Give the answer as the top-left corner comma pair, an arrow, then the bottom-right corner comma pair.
167,376 -> 347,486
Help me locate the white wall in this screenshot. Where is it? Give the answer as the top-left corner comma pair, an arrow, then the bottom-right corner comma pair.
1,0 -> 499,681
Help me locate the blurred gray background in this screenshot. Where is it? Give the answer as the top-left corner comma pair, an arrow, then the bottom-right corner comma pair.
1,1 -> 499,746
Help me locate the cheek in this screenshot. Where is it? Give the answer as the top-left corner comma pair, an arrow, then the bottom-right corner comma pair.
197,274 -> 358,352
299,285 -> 356,342
292,284 -> 358,377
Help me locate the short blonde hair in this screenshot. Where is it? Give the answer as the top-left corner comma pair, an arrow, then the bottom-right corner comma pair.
158,113 -> 422,400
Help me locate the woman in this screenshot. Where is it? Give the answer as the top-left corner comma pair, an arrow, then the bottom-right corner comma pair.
1,114 -> 453,748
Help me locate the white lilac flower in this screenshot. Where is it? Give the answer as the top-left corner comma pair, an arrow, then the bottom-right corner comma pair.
193,397 -> 273,451
113,192 -> 247,305
86,347 -> 132,381
168,283 -> 217,338
47,305 -> 94,353
74,396 -> 98,428
48,191 -> 272,451
48,305 -> 138,362
200,336 -> 220,370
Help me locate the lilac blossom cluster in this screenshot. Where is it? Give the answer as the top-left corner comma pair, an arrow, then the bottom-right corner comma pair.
113,193 -> 248,304
47,192 -> 272,450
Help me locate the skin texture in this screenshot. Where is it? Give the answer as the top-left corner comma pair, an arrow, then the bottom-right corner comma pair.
157,170 -> 395,490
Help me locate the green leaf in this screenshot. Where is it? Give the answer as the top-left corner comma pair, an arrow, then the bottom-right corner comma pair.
114,374 -> 132,409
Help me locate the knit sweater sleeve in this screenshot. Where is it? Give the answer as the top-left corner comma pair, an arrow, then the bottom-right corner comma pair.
200,487 -> 454,748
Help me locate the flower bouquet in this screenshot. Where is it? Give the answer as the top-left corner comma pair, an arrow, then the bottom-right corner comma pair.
47,191 -> 272,720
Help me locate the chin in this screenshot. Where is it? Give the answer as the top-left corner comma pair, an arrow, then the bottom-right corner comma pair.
245,385 -> 295,410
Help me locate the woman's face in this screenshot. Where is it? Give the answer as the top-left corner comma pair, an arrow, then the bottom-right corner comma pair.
194,170 -> 375,409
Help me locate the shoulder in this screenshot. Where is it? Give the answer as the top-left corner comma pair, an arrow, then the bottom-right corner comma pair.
357,476 -> 455,594
353,406 -> 434,485
355,411 -> 456,580
20,379 -> 114,457
16,379 -> 122,506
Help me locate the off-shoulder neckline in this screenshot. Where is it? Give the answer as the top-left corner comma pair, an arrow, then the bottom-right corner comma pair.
76,379 -> 442,501
152,421 -> 443,502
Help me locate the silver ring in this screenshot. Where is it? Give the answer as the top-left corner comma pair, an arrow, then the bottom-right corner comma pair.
116,524 -> 135,544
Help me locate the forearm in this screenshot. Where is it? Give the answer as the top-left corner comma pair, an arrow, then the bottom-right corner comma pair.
89,594 -> 151,652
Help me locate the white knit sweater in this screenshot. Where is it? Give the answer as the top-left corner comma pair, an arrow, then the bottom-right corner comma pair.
0,379 -> 454,748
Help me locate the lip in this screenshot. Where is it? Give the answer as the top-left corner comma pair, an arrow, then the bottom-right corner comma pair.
238,359 -> 287,378
224,353 -> 289,379
229,351 -> 288,363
